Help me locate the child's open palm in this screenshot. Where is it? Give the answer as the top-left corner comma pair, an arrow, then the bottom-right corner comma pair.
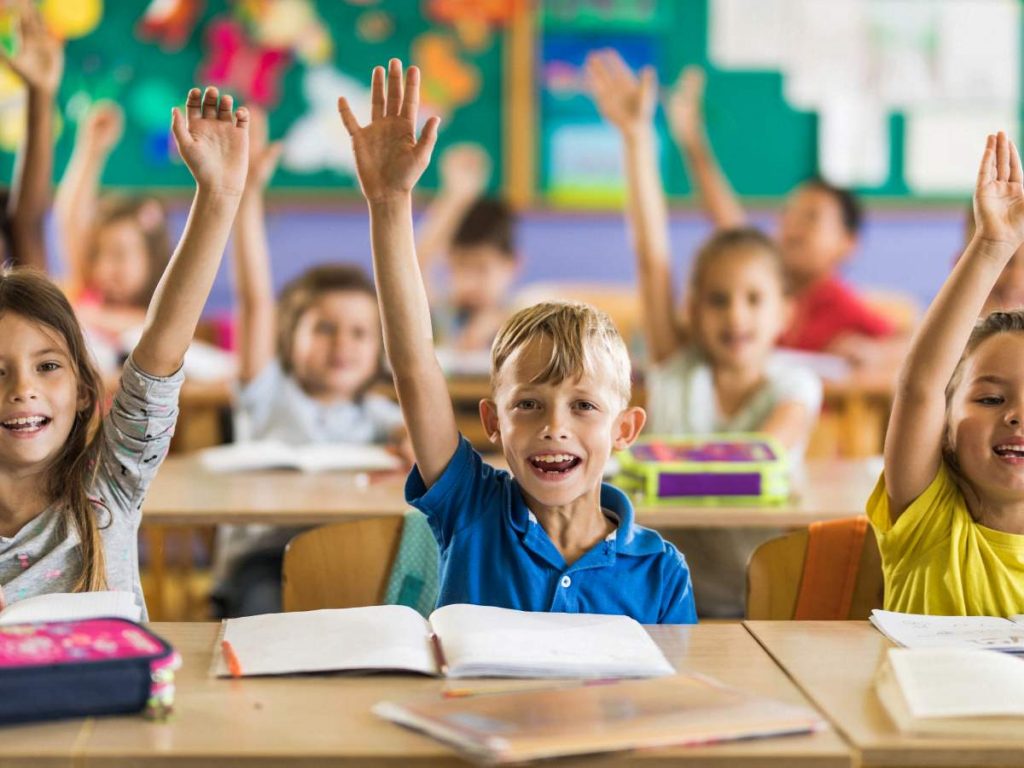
975,131 -> 1024,248
82,101 -> 125,155
339,59 -> 440,204
586,49 -> 656,136
666,66 -> 706,146
3,1 -> 63,93
171,87 -> 249,197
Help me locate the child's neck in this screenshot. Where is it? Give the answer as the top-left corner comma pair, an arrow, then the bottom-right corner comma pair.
0,468 -> 54,539
523,489 -> 616,566
712,362 -> 767,418
968,495 -> 1024,535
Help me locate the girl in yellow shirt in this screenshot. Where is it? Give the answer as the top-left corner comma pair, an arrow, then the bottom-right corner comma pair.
869,132 -> 1024,616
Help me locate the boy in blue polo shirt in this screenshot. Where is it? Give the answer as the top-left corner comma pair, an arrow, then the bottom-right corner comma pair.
339,59 -> 697,624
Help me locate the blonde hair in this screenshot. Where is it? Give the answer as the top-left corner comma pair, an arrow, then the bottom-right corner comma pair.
0,268 -> 106,591
491,301 -> 632,407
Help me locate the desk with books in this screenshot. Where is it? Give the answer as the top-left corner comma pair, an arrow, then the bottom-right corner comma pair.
745,621 -> 1024,767
42,621 -> 848,767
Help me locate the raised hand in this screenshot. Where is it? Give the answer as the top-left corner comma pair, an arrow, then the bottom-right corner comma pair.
338,58 -> 440,203
244,105 -> 283,191
79,101 -> 124,156
666,66 -> 706,147
585,49 -> 656,137
974,132 -> 1024,249
2,1 -> 62,93
171,86 -> 249,197
439,143 -> 490,201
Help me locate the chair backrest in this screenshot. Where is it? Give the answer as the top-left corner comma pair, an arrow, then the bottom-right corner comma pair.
282,516 -> 404,612
746,518 -> 884,620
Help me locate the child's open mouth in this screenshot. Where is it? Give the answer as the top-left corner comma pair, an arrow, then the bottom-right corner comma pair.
1,416 -> 52,436
528,453 -> 582,476
993,444 -> 1024,463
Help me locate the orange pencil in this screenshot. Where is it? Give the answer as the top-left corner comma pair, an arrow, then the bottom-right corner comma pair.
221,639 -> 243,678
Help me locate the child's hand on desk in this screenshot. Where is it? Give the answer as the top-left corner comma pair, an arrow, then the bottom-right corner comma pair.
171,87 -> 249,198
585,49 -> 656,138
3,1 -> 63,94
973,132 -> 1024,251
339,58 -> 440,204
440,144 -> 491,202
666,67 -> 706,148
244,106 -> 283,192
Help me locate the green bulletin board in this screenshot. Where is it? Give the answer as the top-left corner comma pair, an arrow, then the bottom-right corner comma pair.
0,0 -> 505,194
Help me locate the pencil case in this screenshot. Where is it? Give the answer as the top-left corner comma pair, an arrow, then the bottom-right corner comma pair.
0,617 -> 180,726
613,434 -> 790,504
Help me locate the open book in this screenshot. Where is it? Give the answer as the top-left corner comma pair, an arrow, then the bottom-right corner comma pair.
0,591 -> 141,626
876,647 -> 1024,738
375,673 -> 825,764
199,440 -> 402,474
870,609 -> 1024,652
212,604 -> 674,679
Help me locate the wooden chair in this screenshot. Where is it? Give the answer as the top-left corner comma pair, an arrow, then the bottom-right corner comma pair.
281,517 -> 404,612
746,518 -> 884,620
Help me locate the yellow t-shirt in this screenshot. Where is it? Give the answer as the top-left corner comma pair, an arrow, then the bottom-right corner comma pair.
866,464 -> 1024,616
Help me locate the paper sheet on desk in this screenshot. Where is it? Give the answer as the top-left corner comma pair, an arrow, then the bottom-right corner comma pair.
199,441 -> 402,473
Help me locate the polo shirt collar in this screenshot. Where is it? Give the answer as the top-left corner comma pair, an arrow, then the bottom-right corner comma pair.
508,480 -> 663,558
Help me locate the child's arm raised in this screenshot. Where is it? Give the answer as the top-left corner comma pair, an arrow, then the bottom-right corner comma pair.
339,59 -> 457,487
666,67 -> 747,230
231,106 -> 281,384
53,101 -> 123,295
414,143 -> 490,275
132,87 -> 248,378
885,132 -> 1024,518
3,3 -> 62,270
587,49 -> 683,364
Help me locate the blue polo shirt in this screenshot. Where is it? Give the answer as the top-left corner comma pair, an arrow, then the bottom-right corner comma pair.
405,436 -> 698,624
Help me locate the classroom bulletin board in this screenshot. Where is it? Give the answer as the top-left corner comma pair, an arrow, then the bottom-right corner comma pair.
0,0 -> 1017,204
0,0 -> 507,194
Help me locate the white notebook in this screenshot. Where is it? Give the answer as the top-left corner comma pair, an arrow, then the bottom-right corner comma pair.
213,604 -> 675,679
0,591 -> 141,625
870,609 -> 1024,652
876,647 -> 1024,737
199,440 -> 402,474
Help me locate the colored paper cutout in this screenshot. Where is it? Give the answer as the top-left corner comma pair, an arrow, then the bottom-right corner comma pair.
241,0 -> 332,66
280,65 -> 367,175
136,0 -> 205,52
200,18 -> 291,107
413,33 -> 480,116
426,0 -> 521,26
128,78 -> 178,132
356,10 -> 393,43
41,0 -> 102,40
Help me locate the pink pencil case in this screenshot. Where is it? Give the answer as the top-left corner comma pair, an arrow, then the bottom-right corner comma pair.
0,618 -> 179,726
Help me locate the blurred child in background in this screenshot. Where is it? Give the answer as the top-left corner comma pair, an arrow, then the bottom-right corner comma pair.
415,143 -> 519,352
211,107 -> 408,618
668,66 -> 898,367
588,49 -> 821,617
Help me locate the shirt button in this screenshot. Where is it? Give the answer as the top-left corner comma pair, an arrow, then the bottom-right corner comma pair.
560,575 -> 571,588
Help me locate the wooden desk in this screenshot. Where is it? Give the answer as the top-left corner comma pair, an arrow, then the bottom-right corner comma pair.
143,456 -> 879,529
58,622 -> 847,767
745,621 -> 1024,767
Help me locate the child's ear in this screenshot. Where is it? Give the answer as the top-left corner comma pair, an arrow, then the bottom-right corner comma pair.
612,406 -> 646,451
479,398 -> 503,446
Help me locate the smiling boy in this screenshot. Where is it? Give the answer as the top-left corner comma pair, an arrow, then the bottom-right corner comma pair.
339,59 -> 696,624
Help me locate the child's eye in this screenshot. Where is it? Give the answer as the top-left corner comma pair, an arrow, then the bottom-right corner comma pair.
574,401 -> 598,411
514,399 -> 538,410
38,362 -> 61,373
977,395 -> 1004,406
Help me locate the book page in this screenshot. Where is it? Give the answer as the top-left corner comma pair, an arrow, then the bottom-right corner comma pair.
199,441 -> 293,473
213,605 -> 435,677
871,610 -> 1024,651
888,648 -> 1024,718
429,604 -> 674,679
0,591 -> 141,625
295,443 -> 402,473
